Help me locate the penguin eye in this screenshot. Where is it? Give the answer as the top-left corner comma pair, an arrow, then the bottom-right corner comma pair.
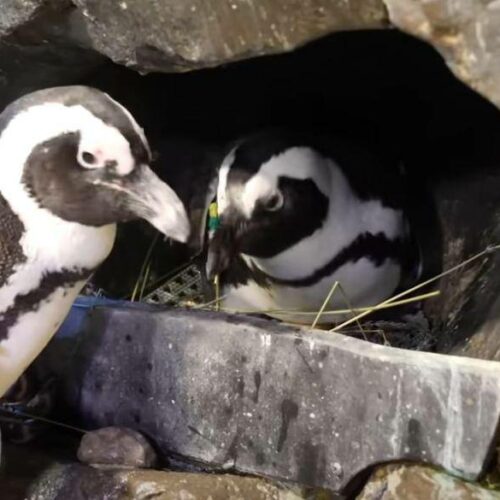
81,151 -> 96,165
264,192 -> 283,212
78,150 -> 102,169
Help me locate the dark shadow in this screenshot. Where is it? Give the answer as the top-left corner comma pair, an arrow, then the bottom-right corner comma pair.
78,30 -> 500,346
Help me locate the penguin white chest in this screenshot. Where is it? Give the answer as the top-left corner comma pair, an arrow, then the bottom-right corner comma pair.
220,196 -> 407,324
0,212 -> 117,310
223,257 -> 402,324
0,281 -> 85,395
0,212 -> 116,397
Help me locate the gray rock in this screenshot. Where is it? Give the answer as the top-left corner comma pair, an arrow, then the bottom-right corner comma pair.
72,0 -> 386,72
77,426 -> 158,468
385,0 -> 500,110
0,0 -> 45,37
64,306 -> 500,493
0,0 -> 103,109
357,464 -> 500,500
419,169 -> 500,360
2,0 -> 500,111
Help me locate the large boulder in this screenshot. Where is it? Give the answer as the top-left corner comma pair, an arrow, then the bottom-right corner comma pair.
72,0 -> 387,72
2,0 -> 500,109
0,0 -> 103,109
60,305 -> 500,493
358,464 -> 500,500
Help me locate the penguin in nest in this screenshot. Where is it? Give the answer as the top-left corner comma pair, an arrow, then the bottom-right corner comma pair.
0,86 -> 190,397
207,130 -> 421,325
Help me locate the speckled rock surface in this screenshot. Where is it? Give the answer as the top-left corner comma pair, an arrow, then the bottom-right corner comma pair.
72,0 -> 386,72
64,305 -> 500,493
77,426 -> 158,468
0,0 -> 46,36
357,464 -> 500,500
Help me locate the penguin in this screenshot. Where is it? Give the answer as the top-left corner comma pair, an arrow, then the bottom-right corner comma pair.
0,86 -> 190,397
207,130 -> 420,325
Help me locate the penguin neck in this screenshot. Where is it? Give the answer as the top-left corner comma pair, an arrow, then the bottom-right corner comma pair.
0,182 -> 116,400
1,182 -> 117,273
243,160 -> 404,282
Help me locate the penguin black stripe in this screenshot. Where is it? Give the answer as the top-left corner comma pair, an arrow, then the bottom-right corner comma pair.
0,267 -> 89,340
270,232 -> 407,287
220,232 -> 408,288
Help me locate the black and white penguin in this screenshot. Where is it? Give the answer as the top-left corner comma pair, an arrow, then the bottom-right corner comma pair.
0,86 -> 190,397
207,130 -> 420,325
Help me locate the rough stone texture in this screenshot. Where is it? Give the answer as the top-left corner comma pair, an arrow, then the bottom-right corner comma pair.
0,435 -> 81,500
357,464 -> 500,500
77,426 -> 158,468
385,0 -> 500,110
73,0 -> 387,72
0,0 -> 43,36
2,0 -> 500,111
418,168 -> 500,360
2,0 -> 500,110
0,0 -> 104,110
63,306 -> 500,493
28,463 -> 323,500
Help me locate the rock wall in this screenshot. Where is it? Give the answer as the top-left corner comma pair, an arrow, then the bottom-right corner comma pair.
1,0 -> 500,109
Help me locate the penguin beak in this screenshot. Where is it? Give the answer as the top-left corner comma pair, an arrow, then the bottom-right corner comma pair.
128,165 -> 191,243
137,166 -> 191,243
99,165 -> 191,243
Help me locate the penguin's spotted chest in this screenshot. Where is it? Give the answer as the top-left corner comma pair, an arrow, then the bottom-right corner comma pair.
0,85 -> 191,397
0,192 -> 90,340
207,130 -> 420,325
0,192 -> 26,290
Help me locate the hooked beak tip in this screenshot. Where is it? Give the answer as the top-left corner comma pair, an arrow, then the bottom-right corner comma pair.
150,207 -> 191,243
126,164 -> 191,243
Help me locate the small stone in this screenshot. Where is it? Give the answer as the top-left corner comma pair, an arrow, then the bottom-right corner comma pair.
77,427 -> 157,468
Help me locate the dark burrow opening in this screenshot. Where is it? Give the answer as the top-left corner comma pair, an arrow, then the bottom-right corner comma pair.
74,29 -> 500,356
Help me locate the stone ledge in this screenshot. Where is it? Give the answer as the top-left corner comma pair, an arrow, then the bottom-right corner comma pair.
61,305 -> 500,493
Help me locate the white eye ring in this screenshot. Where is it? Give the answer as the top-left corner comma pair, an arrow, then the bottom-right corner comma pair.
81,151 -> 96,164
78,150 -> 100,169
265,191 -> 283,211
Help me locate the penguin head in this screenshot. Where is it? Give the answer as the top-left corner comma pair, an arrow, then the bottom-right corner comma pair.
208,131 -> 330,277
0,86 -> 190,242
